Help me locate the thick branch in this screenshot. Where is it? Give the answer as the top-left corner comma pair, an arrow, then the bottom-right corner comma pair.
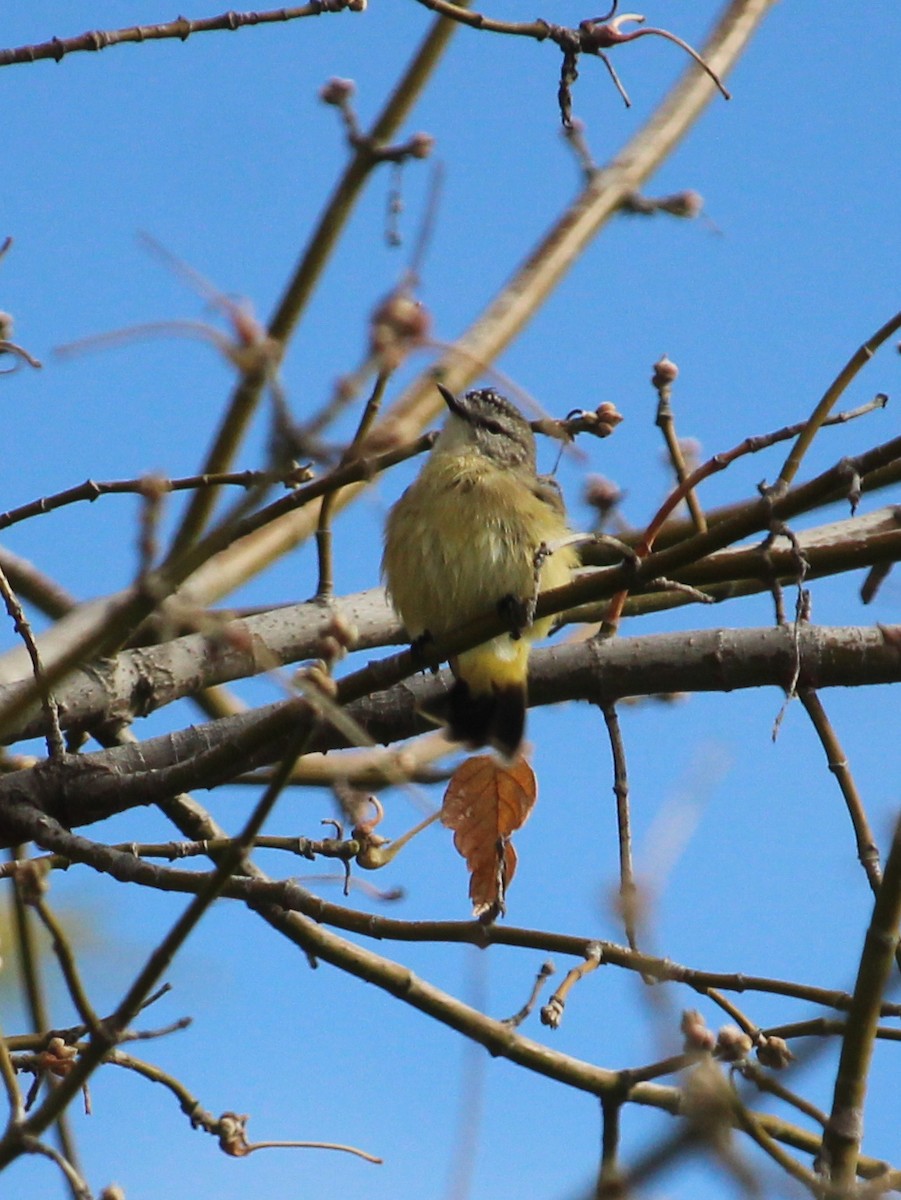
2,502 -> 899,746
0,624 -> 898,833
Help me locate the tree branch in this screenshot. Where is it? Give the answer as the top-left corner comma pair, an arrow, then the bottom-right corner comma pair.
0,622 -> 898,833
0,5 -> 360,71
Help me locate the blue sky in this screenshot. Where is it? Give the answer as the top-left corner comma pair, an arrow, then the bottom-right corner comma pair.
2,3 -> 901,1198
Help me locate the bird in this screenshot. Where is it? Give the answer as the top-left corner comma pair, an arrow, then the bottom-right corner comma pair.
382,383 -> 578,758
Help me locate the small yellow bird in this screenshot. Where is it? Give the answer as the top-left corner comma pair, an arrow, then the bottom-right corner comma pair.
382,384 -> 578,757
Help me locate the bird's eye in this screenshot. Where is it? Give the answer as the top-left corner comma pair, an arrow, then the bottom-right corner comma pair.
476,417 -> 506,436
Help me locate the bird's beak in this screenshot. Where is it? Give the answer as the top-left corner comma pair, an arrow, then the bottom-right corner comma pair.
436,382 -> 469,422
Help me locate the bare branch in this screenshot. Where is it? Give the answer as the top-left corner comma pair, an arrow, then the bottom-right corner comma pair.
0,6 -> 360,71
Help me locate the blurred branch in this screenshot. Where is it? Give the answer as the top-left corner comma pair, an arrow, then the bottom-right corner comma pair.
315,369 -> 392,600
168,5 -> 463,553
12,1137 -> 90,1200
5,854 -> 82,1182
0,549 -> 76,621
822,813 -> 901,1188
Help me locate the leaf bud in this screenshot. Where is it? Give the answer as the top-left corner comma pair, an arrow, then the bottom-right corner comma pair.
369,290 -> 431,370
540,996 -> 564,1029
583,474 -> 623,518
657,190 -> 704,219
756,1035 -> 795,1070
652,354 -> 679,389
681,1008 -> 716,1053
715,1023 -> 753,1062
319,77 -> 355,107
407,132 -> 435,160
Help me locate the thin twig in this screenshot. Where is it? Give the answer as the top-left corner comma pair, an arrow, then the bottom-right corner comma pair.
106,1051 -> 381,1162
0,5 -> 353,70
652,355 -> 707,533
0,1015 -> 24,1123
702,988 -> 757,1038
5,851 -> 83,1178
0,563 -> 64,758
799,689 -> 885,898
763,1017 -> 901,1044
738,1060 -> 828,1130
30,899 -> 104,1039
0,466 -> 314,535
17,1136 -> 92,1200
774,311 -> 901,494
502,960 -> 556,1028
315,369 -> 391,600
600,704 -> 640,951
541,943 -> 604,1029
598,1095 -> 623,1197
728,1097 -> 824,1193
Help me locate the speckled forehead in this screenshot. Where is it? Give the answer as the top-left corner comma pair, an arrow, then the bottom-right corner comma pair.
463,388 -> 530,428
460,388 -> 532,436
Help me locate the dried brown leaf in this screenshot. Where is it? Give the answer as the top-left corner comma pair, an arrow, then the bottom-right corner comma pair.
441,755 -> 537,920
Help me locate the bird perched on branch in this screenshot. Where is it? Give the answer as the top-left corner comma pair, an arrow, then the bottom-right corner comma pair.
383,384 -> 578,758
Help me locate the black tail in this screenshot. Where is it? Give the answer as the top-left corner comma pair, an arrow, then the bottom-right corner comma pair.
421,678 -> 526,759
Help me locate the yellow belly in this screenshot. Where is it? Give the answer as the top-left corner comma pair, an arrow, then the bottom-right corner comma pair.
382,452 -> 576,649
